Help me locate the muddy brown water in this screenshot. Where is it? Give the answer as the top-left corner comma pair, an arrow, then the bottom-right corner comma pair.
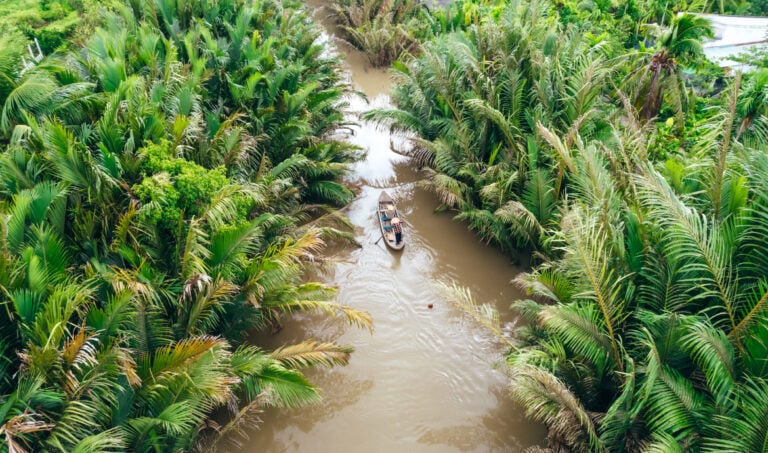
227,7 -> 546,452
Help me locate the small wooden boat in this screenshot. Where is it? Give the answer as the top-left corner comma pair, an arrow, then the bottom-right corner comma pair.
377,191 -> 405,250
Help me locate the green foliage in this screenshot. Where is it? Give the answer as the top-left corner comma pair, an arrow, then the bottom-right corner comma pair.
3,0 -> 766,451
449,88 -> 768,448
366,0 -> 613,254
0,0 -> 115,54
0,0 -> 370,450
382,1 -> 768,451
327,0 -> 431,66
326,0 -> 495,67
134,142 -> 229,225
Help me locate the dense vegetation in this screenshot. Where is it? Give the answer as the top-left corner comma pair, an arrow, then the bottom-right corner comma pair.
363,0 -> 768,451
4,0 -> 768,450
325,0 -> 485,66
368,1 -> 768,452
0,0 -> 372,450
330,0 -> 768,67
0,0 -> 113,54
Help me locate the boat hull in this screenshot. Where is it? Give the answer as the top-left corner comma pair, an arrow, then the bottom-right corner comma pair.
377,191 -> 405,251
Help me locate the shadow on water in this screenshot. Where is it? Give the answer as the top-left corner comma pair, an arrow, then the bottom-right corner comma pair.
226,2 -> 547,451
416,386 -> 542,452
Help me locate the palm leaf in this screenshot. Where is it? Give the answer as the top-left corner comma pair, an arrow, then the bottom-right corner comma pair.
305,180 -> 354,206
513,268 -> 575,305
645,431 -> 686,453
267,299 -> 373,333
45,400 -> 104,451
181,278 -> 237,335
140,335 -> 225,378
641,329 -> 707,445
70,427 -> 126,453
636,168 -> 737,330
438,280 -> 514,347
269,341 -> 353,369
494,200 -> 543,248
599,358 -> 645,449
703,378 -> 768,452
540,304 -> 613,373
207,220 -> 263,274
425,171 -> 467,209
559,207 -> 628,372
681,320 -> 736,409
253,363 -> 320,408
509,364 -> 603,452
522,169 -> 556,227
1,75 -> 57,133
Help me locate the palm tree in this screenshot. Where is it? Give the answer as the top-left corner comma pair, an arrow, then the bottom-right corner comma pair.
327,0 -> 433,66
364,1 -> 611,253
629,13 -> 713,124
445,71 -> 768,451
735,68 -> 768,142
0,0 -> 371,450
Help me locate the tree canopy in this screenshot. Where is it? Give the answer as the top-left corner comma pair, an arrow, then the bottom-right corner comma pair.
0,0 -> 371,450
369,0 -> 768,451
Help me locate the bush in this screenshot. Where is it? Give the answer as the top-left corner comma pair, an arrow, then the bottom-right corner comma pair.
134,142 -> 230,225
2,1 -> 87,54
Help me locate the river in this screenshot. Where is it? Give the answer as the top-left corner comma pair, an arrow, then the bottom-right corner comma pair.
226,6 -> 547,452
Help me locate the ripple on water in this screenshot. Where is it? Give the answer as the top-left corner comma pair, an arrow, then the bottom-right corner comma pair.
228,18 -> 546,449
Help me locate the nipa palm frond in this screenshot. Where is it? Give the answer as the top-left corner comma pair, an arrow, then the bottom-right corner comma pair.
513,267 -> 575,305
680,320 -> 736,409
494,200 -> 542,249
70,427 -> 127,453
437,280 -> 514,348
522,168 -> 557,228
636,167 -> 738,330
424,171 -> 468,209
269,341 -> 353,369
640,328 -> 707,446
230,346 -> 321,409
539,303 -> 614,374
703,377 -> 768,453
559,207 -> 628,372
265,298 -> 373,333
1,73 -> 57,133
509,364 -> 603,453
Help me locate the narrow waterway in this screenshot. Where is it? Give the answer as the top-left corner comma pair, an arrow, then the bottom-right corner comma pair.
228,8 -> 546,452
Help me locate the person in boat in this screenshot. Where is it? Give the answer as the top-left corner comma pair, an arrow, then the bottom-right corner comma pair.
391,217 -> 402,245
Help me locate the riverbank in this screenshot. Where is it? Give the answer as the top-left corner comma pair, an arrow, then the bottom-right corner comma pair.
226,8 -> 546,451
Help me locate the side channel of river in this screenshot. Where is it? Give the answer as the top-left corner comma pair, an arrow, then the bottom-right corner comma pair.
228,6 -> 547,452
